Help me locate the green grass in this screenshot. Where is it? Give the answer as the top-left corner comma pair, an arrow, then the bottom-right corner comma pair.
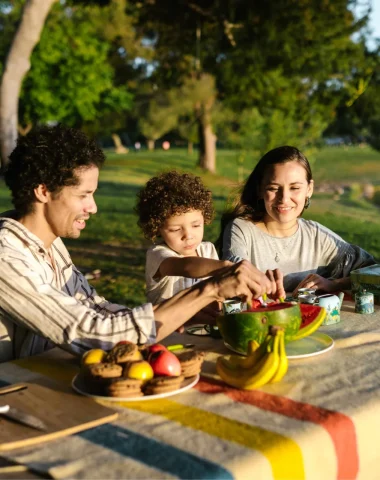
312,146 -> 380,184
1,144 -> 380,306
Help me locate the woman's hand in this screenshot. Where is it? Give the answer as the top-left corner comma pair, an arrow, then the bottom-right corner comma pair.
265,268 -> 286,300
292,274 -> 336,296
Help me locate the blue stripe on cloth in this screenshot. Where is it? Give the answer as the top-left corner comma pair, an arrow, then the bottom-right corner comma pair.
0,380 -> 10,388
78,424 -> 233,479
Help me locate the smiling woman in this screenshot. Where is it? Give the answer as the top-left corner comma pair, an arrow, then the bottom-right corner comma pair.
219,146 -> 375,296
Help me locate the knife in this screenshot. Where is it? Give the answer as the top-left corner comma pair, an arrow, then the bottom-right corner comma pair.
0,404 -> 48,431
0,384 -> 27,395
167,344 -> 195,351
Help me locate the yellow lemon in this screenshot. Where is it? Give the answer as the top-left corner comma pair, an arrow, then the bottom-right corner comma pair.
125,360 -> 154,381
81,349 -> 107,366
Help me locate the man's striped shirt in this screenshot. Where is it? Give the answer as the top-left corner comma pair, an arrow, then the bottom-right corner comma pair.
0,217 -> 156,362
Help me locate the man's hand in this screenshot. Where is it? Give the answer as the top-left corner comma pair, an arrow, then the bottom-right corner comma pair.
212,260 -> 272,302
186,301 -> 221,326
154,261 -> 272,342
265,268 -> 286,300
292,274 -> 335,297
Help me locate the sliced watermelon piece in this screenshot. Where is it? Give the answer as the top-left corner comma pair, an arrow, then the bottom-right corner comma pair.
289,303 -> 326,341
246,299 -> 262,310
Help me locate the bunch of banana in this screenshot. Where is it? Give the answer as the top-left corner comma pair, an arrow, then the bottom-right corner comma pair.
216,327 -> 288,390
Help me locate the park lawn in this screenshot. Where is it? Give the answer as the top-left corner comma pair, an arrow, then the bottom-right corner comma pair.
0,145 -> 380,306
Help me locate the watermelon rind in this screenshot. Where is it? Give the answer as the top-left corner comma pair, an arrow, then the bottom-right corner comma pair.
217,303 -> 327,354
216,302 -> 302,354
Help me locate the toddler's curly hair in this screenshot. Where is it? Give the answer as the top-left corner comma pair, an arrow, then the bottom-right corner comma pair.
136,170 -> 215,241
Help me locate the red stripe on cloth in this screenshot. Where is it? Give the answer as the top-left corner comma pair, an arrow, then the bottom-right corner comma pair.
196,378 -> 359,480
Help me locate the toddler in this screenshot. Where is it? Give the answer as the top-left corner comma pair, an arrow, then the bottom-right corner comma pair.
136,171 -> 232,311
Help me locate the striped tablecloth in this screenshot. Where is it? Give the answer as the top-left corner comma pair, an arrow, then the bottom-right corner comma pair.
2,299 -> 380,480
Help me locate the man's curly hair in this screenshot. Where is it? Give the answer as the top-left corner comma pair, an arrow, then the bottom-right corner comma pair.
136,170 -> 215,241
5,124 -> 105,216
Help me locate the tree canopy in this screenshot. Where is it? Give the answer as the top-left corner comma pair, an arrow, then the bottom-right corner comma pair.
1,0 -> 379,171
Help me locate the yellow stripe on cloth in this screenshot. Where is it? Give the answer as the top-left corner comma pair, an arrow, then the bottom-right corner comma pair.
12,356 -> 79,385
12,357 -> 305,479
123,399 -> 305,480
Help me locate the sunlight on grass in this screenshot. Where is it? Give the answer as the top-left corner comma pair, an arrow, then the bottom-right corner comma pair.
313,146 -> 380,183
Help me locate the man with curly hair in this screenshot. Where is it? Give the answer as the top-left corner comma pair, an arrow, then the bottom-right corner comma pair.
0,125 -> 274,362
136,172 -> 232,320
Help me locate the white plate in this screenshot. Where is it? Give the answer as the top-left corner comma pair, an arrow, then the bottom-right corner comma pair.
72,374 -> 200,402
285,332 -> 334,359
224,332 -> 334,359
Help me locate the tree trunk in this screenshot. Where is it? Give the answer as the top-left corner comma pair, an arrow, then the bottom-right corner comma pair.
197,107 -> 216,173
111,133 -> 128,154
0,0 -> 57,171
187,141 -> 193,155
147,139 -> 155,151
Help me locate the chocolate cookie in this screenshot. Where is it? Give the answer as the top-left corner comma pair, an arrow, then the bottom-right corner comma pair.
83,362 -> 123,395
176,351 -> 205,378
143,375 -> 184,395
106,377 -> 143,398
105,343 -> 139,364
86,362 -> 123,378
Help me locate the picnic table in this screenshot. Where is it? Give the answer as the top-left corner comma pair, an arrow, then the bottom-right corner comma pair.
1,297 -> 380,480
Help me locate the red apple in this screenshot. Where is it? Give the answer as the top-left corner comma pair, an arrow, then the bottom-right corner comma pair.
149,350 -> 182,377
115,340 -> 133,346
148,343 -> 168,355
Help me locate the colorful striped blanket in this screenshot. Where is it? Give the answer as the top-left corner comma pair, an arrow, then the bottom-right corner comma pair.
1,301 -> 380,479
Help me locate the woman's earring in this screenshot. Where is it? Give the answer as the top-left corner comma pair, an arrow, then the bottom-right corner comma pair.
304,197 -> 311,209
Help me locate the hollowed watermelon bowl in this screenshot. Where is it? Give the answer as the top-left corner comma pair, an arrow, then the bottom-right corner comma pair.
216,302 -> 327,355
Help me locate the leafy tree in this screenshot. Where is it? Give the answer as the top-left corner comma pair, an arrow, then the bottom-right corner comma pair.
324,48 -> 380,148
0,0 -> 56,170
19,2 -> 133,129
168,74 -> 218,171
0,0 -> 142,167
131,0 -> 372,171
138,94 -> 178,150
177,116 -> 198,155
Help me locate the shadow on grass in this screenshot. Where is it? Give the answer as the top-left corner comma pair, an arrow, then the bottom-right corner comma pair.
66,242 -> 146,274
66,242 -> 148,307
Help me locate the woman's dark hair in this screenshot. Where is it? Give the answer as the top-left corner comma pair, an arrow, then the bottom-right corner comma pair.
4,124 -> 105,216
135,170 -> 215,241
216,146 -> 312,253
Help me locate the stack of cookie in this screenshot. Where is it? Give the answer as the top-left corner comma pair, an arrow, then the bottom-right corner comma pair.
107,378 -> 144,398
175,351 -> 205,378
143,375 -> 185,396
82,343 -> 144,397
83,362 -> 123,395
80,342 -> 205,399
